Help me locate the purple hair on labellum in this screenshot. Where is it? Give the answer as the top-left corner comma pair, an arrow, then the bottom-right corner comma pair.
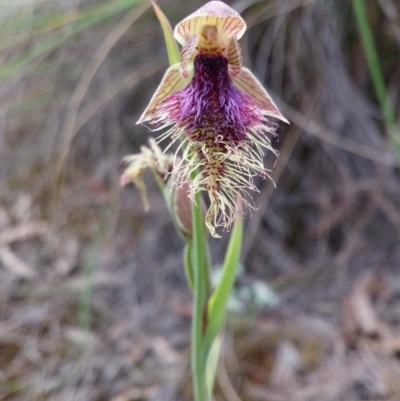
164,55 -> 264,145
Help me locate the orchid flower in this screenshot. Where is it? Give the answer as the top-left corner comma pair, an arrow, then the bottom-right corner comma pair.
120,139 -> 194,240
137,0 -> 288,237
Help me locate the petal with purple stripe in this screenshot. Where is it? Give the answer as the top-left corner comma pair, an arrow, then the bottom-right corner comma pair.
180,34 -> 198,78
174,1 -> 246,45
233,68 -> 289,123
137,64 -> 191,124
226,36 -> 242,78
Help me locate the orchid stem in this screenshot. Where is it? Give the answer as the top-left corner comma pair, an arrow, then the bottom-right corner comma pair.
191,190 -> 209,401
184,242 -> 194,292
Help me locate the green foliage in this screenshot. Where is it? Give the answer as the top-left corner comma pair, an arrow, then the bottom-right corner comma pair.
205,333 -> 223,398
151,0 -> 180,65
0,0 -> 146,82
352,0 -> 400,162
205,216 -> 243,352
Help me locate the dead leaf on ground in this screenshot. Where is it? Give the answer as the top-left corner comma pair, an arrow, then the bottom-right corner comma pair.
110,386 -> 156,401
0,246 -> 37,278
340,268 -> 400,356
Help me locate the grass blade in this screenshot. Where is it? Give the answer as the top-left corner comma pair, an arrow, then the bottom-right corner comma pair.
352,0 -> 400,161
151,0 -> 180,65
0,0 -> 146,81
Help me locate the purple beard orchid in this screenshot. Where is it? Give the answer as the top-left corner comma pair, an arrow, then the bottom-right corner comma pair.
137,0 -> 288,238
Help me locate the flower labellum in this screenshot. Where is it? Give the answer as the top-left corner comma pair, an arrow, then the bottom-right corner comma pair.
137,1 -> 288,237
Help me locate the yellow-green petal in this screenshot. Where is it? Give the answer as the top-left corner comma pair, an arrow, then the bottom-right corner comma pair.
174,1 -> 246,46
180,34 -> 198,78
226,36 -> 242,78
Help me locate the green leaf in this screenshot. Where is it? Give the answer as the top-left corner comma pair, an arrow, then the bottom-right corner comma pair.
191,192 -> 209,401
205,332 -> 223,399
204,216 -> 243,352
151,0 -> 180,66
352,0 -> 400,162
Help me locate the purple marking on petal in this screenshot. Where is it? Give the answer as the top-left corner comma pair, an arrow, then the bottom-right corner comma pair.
157,55 -> 266,145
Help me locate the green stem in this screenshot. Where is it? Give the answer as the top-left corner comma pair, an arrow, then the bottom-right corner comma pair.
352,0 -> 400,161
184,242 -> 194,292
191,191 -> 208,401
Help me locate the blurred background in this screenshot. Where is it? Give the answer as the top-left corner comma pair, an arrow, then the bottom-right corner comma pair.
1,0 -> 400,400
